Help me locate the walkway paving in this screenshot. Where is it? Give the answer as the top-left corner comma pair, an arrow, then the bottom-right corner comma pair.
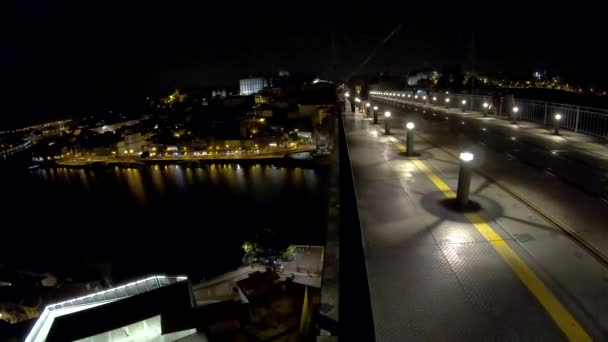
374,95 -> 608,262
343,101 -> 608,341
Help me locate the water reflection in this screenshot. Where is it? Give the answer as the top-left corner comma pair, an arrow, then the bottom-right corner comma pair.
35,163 -> 322,205
123,168 -> 146,205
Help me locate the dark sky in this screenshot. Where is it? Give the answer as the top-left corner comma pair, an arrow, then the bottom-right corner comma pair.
1,2 -> 606,128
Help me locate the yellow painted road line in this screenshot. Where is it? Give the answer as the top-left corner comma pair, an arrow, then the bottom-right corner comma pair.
386,137 -> 591,342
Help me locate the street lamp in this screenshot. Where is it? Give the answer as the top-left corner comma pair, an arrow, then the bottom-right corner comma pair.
365,102 -> 371,117
432,96 -> 437,101
408,94 -> 412,98
457,152 -> 474,209
461,99 -> 467,112
373,106 -> 379,124
345,92 -> 350,98
445,97 -> 451,108
384,111 -> 391,134
511,106 -> 519,124
554,113 -> 562,135
406,122 -> 415,156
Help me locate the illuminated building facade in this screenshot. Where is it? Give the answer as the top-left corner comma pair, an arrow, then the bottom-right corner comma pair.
239,77 -> 269,95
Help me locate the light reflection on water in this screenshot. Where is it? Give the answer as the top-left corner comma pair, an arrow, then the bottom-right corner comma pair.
34,163 -> 322,205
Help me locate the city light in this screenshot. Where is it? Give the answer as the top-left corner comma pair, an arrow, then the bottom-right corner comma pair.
459,152 -> 474,162
384,111 -> 391,118
406,122 -> 415,130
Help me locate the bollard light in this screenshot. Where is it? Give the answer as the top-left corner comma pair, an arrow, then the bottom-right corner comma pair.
483,102 -> 489,108
406,122 -> 415,156
445,97 -> 450,108
345,92 -> 350,98
365,102 -> 371,117
384,111 -> 391,134
554,113 -> 562,135
355,97 -> 361,103
415,95 -> 419,99
462,100 -> 467,105
459,152 -> 474,162
373,106 -> 379,124
432,96 -> 437,101
422,95 -> 427,100
482,102 -> 489,117
456,152 -> 474,209
511,106 -> 519,124
445,98 -> 450,103
461,99 -> 467,112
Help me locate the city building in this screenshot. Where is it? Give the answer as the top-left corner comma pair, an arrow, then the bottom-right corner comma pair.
23,275 -> 206,342
239,77 -> 269,96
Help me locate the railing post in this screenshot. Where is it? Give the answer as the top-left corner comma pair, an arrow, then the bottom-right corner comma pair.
575,107 -> 580,132
544,103 -> 548,125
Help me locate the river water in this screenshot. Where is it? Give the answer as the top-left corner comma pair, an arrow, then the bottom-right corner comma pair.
1,155 -> 328,283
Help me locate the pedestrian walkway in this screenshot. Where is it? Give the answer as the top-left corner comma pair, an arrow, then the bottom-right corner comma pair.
377,95 -> 608,165
373,95 -> 608,263
343,101 -> 608,341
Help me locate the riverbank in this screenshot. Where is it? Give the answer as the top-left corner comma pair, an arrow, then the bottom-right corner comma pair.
46,154 -> 331,169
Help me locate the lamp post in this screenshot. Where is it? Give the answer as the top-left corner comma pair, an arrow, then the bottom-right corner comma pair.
422,95 -> 427,105
355,98 -> 361,113
554,113 -> 562,135
482,102 -> 489,117
384,111 -> 391,134
456,152 -> 474,209
445,97 -> 451,109
511,106 -> 519,124
373,106 -> 379,124
365,102 -> 371,117
461,99 -> 467,112
406,122 -> 415,156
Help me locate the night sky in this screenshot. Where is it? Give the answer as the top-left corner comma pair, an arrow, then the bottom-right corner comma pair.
1,2 -> 606,128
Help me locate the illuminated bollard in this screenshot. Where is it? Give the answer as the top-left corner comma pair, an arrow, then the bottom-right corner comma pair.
365,102 -> 371,117
456,152 -> 474,209
406,122 -> 415,156
384,111 -> 391,134
445,97 -> 451,109
461,99 -> 467,112
482,102 -> 489,117
511,106 -> 519,124
554,113 -> 562,135
373,106 -> 379,124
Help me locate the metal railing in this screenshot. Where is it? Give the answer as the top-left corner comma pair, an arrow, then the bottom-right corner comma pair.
370,91 -> 608,138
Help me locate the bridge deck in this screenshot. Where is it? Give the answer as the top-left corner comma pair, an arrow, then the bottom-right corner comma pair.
343,103 -> 608,341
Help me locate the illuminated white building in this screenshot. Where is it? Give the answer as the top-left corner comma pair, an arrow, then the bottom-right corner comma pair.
239,77 -> 269,95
